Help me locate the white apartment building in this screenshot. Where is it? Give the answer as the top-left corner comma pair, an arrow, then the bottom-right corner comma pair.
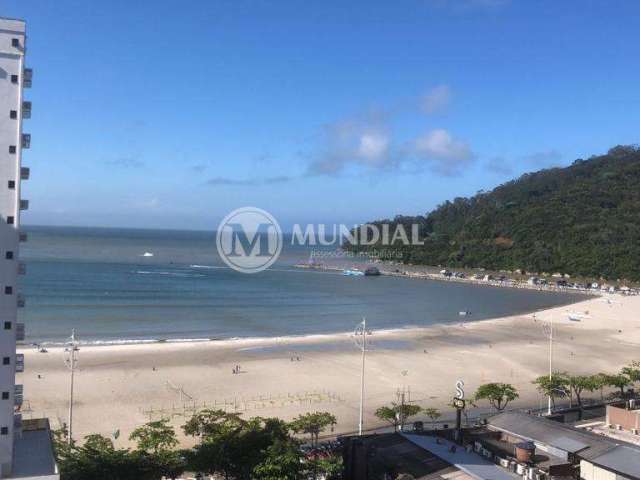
0,17 -> 57,479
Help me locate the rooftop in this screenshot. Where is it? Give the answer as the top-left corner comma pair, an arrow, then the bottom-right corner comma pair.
487,412 -> 640,479
587,445 -> 640,479
11,419 -> 59,480
487,412 -> 617,459
402,433 -> 519,480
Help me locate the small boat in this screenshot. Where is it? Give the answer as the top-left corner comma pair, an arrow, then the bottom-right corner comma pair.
142,252 -> 154,257
364,266 -> 381,276
568,311 -> 589,321
459,310 -> 471,316
343,269 -> 364,276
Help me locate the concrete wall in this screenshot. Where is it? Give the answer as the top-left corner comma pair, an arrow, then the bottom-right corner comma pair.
580,460 -> 631,480
606,406 -> 640,432
0,16 -> 27,477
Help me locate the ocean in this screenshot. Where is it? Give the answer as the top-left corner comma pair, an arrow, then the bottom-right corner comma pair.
18,226 -> 583,345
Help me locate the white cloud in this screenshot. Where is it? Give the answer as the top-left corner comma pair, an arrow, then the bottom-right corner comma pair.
307,115 -> 395,175
412,129 -> 475,175
357,133 -> 390,163
422,85 -> 451,114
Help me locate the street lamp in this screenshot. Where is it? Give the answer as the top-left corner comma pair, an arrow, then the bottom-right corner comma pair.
64,329 -> 79,445
354,318 -> 368,436
541,314 -> 554,415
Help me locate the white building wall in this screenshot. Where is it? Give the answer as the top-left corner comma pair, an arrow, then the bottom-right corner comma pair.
0,17 -> 27,477
580,460 -> 632,480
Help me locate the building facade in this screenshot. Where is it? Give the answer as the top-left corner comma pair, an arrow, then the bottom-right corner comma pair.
0,16 -> 29,477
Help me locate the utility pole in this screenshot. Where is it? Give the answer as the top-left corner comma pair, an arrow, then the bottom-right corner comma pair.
354,318 -> 367,436
65,329 -> 79,445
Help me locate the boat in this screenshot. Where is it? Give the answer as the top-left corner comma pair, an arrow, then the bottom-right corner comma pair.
343,269 -> 365,276
459,310 -> 471,316
364,266 -> 381,276
142,252 -> 154,257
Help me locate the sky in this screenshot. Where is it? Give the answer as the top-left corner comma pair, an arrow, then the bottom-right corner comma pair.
4,0 -> 640,231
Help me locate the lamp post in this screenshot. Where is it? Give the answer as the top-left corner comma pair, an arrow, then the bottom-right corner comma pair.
542,314 -> 554,415
64,329 -> 79,445
354,318 -> 368,436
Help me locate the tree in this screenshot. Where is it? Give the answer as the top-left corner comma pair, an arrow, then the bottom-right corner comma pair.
603,373 -> 632,398
183,409 -> 245,440
375,403 -> 422,431
252,439 -> 305,480
590,373 -> 610,402
474,383 -> 519,411
621,361 -> 640,384
57,434 -> 155,480
289,412 -> 336,447
566,375 -> 597,409
423,408 -> 441,428
185,413 -> 291,480
130,419 -> 185,480
130,419 -> 179,454
533,372 -> 569,411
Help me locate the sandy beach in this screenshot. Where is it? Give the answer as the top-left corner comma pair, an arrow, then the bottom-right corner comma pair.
17,292 -> 639,447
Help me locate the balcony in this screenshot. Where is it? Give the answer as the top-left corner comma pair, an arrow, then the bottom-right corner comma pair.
16,353 -> 24,373
23,68 -> 32,88
15,393 -> 23,406
20,199 -> 29,211
16,323 -> 25,341
22,100 -> 31,119
22,133 -> 31,149
19,232 -> 28,242
21,166 -> 30,180
15,384 -> 23,396
17,293 -> 25,308
18,262 -> 26,275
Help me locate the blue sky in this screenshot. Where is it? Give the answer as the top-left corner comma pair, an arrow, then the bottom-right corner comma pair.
6,0 -> 640,230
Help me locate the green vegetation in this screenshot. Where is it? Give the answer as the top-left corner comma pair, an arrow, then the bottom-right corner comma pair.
474,383 -> 519,411
532,372 -> 570,410
347,145 -> 640,281
375,403 -> 429,431
54,410 -> 341,480
288,411 -> 337,448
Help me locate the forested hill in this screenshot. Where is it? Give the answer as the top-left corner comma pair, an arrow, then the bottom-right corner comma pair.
349,145 -> 640,281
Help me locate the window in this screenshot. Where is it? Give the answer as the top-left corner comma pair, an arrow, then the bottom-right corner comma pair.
11,38 -> 19,48
0,427 -> 7,435
9,110 -> 17,119
4,287 -> 12,295
7,181 -> 15,190
9,146 -> 16,154
10,75 -> 18,84
7,217 -> 14,225
3,322 -> 10,330
5,251 -> 13,260
2,357 -> 9,366
1,392 -> 7,400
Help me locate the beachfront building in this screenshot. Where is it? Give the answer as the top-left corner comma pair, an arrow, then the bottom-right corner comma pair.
0,17 -> 58,479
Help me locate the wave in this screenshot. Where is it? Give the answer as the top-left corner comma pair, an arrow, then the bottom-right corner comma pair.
34,337 -> 218,347
134,270 -> 205,278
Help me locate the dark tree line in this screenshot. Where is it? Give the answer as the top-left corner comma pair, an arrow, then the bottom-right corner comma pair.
346,145 -> 640,281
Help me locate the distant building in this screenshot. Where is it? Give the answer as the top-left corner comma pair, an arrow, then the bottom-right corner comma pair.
0,16 -> 58,479
607,402 -> 640,435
